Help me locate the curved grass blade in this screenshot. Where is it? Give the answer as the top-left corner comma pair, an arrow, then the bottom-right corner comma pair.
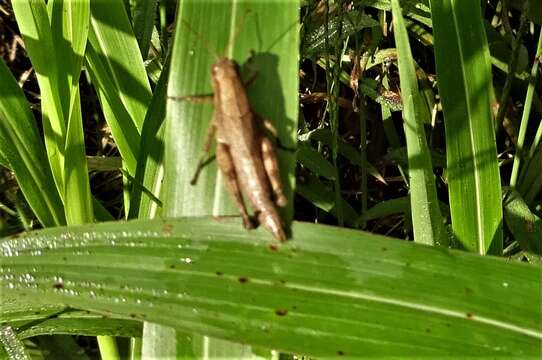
429,0 -> 502,254
49,0 -> 93,225
391,0 -> 447,246
85,0 -> 153,176
1,217 -> 541,357
11,0 -> 67,198
0,59 -> 65,227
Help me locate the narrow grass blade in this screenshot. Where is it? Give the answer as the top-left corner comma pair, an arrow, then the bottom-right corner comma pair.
0,59 -> 65,227
429,0 -> 503,254
11,0 -> 67,197
7,312 -> 141,340
85,0 -> 153,176
391,0 -> 447,246
1,218 -> 541,357
130,0 -> 158,59
0,326 -> 30,360
89,0 -> 152,132
515,30 -> 542,194
296,173 -> 359,227
64,89 -> 94,224
128,55 -> 169,220
49,0 -> 93,225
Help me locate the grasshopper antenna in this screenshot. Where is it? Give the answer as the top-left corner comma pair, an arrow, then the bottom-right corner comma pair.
179,18 -> 219,61
223,9 -> 254,57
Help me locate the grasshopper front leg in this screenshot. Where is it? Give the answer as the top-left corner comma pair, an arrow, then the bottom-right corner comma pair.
190,123 -> 216,185
216,142 -> 254,230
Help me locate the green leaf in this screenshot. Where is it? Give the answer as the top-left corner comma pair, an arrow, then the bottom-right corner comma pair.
429,0 -> 503,254
12,0 -> 67,198
5,307 -> 141,340
296,143 -> 336,180
0,58 -> 65,227
33,335 -> 89,360
50,0 -> 93,225
391,0 -> 447,247
85,0 -> 153,175
164,1 -> 298,219
163,1 -> 298,357
0,325 -> 30,360
503,189 -> 542,255
296,173 -> 359,227
1,217 -> 541,357
128,54 -> 169,220
130,0 -> 158,59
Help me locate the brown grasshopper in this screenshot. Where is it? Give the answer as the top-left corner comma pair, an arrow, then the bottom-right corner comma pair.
174,21 -> 288,241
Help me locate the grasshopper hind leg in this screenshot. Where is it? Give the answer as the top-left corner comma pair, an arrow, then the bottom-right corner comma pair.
216,142 -> 254,230
260,136 -> 287,207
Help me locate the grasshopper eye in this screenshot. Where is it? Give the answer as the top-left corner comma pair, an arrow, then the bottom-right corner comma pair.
211,65 -> 221,76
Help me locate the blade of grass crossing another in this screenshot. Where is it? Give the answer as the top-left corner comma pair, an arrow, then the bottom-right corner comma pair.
0,59 -> 65,227
11,0 -> 67,199
391,0 -> 447,246
49,0 -> 93,225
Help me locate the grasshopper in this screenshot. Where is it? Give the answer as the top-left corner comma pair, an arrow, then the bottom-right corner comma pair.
174,19 -> 288,241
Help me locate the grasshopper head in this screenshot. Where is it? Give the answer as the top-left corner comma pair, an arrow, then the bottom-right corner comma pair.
211,58 -> 240,84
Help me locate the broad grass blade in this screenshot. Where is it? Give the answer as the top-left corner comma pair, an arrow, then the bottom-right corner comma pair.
2,218 -> 541,357
162,1 -> 298,358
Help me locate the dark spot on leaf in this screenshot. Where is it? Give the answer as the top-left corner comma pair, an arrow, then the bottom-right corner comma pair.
169,264 -> 176,269
269,244 -> 279,251
337,350 -> 345,356
34,311 -> 40,315
292,305 -> 297,310
446,323 -> 451,327
216,271 -> 224,276
163,223 -> 173,236
53,282 -> 64,289
466,313 -> 473,319
62,257 -> 67,261
381,247 -> 387,251
524,219 -> 534,233
465,287 -> 473,295
275,309 -> 288,316
238,277 -> 248,283
279,279 -> 286,284
425,328 -> 431,333
130,314 -> 136,318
